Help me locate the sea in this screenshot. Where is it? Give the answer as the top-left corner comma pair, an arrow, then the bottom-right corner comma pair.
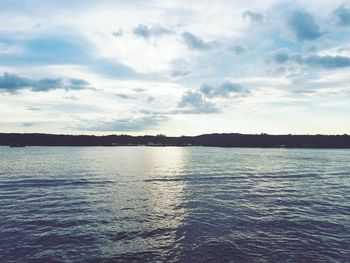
0,146 -> 349,262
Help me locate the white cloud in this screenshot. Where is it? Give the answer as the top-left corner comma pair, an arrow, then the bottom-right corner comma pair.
1,0 -> 350,135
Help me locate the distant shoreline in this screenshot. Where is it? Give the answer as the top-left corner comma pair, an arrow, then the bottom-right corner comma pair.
1,132 -> 350,148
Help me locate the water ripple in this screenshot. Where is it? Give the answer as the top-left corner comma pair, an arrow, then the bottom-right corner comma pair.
0,146 -> 349,262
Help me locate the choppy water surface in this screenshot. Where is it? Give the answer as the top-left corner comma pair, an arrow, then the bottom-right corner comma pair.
0,147 -> 349,262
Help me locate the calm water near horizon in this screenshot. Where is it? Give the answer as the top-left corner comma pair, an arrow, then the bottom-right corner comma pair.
0,146 -> 349,262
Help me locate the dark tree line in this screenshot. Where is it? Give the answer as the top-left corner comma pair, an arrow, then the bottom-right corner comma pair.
1,133 -> 350,148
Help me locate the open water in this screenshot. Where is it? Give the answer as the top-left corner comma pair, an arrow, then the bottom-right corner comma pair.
0,146 -> 349,262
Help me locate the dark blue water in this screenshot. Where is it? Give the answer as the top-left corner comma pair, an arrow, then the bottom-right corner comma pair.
0,147 -> 349,262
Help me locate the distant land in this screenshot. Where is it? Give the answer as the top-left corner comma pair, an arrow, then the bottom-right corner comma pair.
1,133 -> 350,148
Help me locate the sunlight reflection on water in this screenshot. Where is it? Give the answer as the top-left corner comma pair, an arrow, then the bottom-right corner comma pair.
0,146 -> 349,262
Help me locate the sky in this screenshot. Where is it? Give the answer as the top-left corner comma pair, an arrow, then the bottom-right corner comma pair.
0,0 -> 350,136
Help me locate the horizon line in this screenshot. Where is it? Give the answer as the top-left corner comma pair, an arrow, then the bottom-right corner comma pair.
1,132 -> 349,137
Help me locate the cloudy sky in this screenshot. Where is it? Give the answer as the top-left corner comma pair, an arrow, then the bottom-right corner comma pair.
1,0 -> 350,135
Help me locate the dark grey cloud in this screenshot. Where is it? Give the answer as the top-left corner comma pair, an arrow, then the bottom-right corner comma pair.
69,78 -> 90,88
230,45 -> 246,55
32,78 -> 62,92
181,32 -> 215,50
112,29 -> 123,37
0,72 -> 91,93
303,55 -> 350,68
26,106 -> 42,111
176,81 -> 248,114
170,69 -> 191,77
334,5 -> 350,26
179,90 -> 213,108
272,49 -> 290,64
287,10 -> 323,41
0,72 -> 34,92
200,82 -> 249,98
133,24 -> 173,39
242,10 -> 264,23
115,93 -> 136,99
178,90 -> 219,114
270,49 -> 350,69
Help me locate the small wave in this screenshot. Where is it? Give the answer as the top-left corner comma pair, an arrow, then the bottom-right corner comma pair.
0,178 -> 113,188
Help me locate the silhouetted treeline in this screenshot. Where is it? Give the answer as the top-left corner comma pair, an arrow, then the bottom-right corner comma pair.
1,133 -> 350,148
